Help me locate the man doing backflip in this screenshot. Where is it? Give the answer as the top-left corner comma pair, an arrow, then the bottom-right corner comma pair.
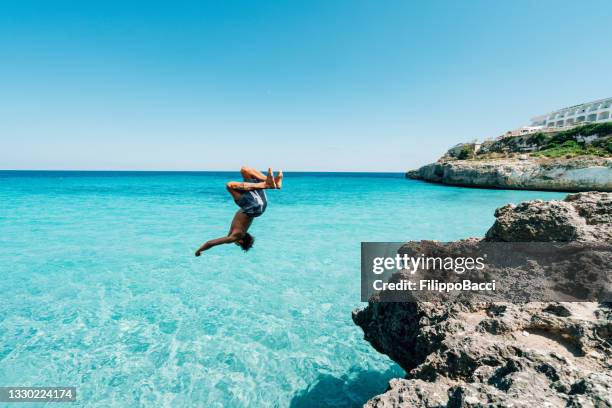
195,166 -> 283,256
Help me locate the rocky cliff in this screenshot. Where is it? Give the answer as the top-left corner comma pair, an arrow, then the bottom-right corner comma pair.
353,192 -> 612,407
407,156 -> 612,192
407,123 -> 612,191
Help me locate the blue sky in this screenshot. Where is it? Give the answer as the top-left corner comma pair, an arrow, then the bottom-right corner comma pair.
1,0 -> 611,171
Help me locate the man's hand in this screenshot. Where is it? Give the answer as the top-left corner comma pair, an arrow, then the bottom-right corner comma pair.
195,243 -> 209,256
194,235 -> 237,257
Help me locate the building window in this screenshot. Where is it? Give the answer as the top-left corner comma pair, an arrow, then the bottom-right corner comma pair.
598,111 -> 610,120
587,114 -> 597,122
576,116 -> 585,123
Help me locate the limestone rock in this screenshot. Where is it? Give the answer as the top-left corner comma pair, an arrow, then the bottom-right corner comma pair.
485,192 -> 612,243
353,193 -> 612,407
406,157 -> 612,192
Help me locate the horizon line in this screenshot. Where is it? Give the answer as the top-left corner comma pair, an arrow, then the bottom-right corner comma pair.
0,169 -> 407,173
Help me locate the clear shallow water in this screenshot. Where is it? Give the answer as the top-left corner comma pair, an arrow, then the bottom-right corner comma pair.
0,171 -> 565,407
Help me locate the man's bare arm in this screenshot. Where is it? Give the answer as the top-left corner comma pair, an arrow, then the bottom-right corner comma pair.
195,233 -> 241,256
226,181 -> 267,191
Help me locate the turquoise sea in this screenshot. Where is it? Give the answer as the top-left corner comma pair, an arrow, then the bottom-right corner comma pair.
0,171 -> 565,407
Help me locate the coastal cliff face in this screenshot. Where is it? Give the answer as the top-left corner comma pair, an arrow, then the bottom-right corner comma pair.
407,123 -> 612,191
353,192 -> 612,407
406,157 -> 612,192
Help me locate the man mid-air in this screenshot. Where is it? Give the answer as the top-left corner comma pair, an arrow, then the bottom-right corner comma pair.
195,166 -> 283,256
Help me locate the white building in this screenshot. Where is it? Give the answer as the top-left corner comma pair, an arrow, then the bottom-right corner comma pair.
503,126 -> 544,137
530,97 -> 612,128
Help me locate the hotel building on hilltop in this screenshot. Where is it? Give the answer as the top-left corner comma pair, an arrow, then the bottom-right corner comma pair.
530,97 -> 612,128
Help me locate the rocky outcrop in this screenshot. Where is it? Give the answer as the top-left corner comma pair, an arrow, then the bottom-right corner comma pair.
407,157 -> 612,192
353,192 -> 612,407
485,191 -> 612,243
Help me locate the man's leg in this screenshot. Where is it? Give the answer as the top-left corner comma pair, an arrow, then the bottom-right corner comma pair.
241,166 -> 282,189
226,184 -> 243,202
240,166 -> 267,181
227,170 -> 276,191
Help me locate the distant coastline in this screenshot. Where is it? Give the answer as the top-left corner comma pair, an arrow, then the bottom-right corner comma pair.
407,123 -> 612,192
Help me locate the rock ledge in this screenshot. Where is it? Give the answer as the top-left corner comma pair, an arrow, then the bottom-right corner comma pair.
407,157 -> 612,192
353,192 -> 612,407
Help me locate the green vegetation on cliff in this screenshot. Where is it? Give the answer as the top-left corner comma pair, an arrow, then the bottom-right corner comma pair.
533,140 -> 611,158
531,123 -> 612,158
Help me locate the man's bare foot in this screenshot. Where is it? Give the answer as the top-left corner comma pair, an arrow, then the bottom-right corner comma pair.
274,171 -> 283,189
265,168 -> 277,189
